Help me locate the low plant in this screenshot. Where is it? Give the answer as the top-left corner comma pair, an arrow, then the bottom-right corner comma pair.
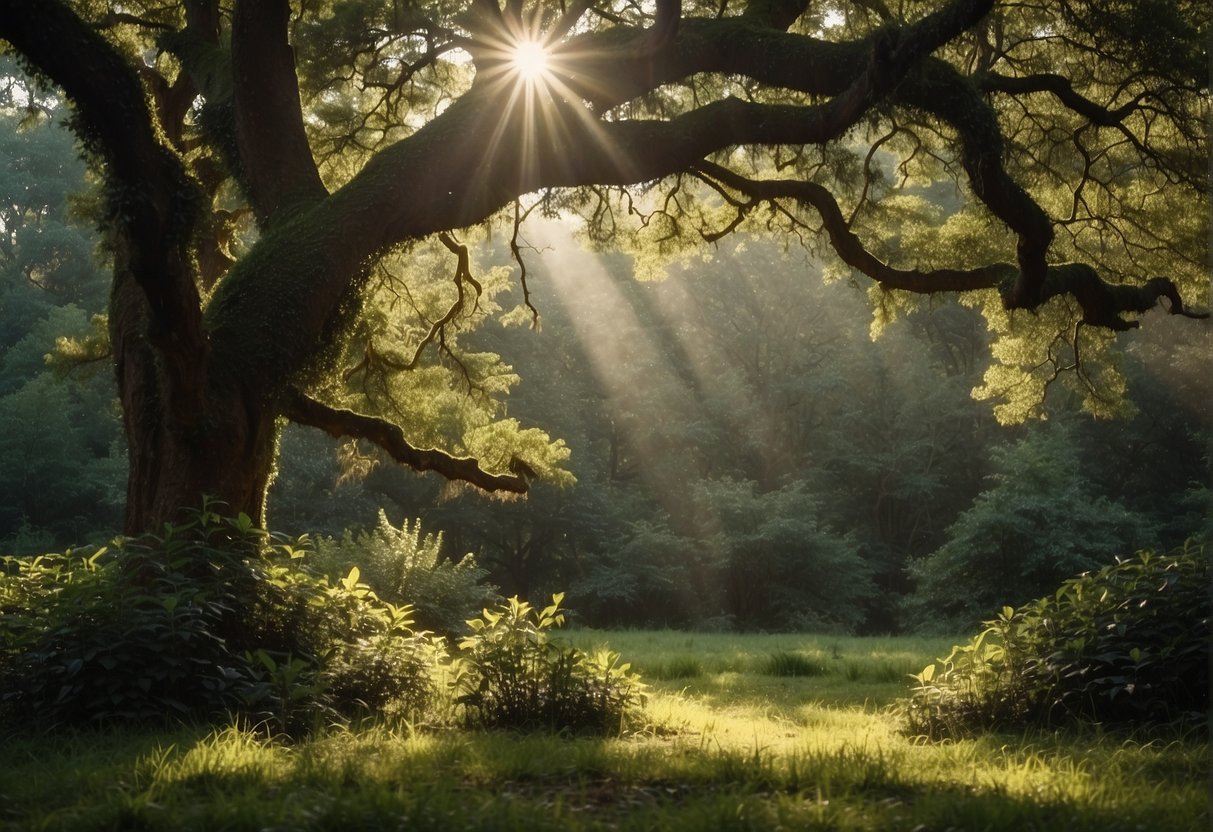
0,504 -> 439,734
451,593 -> 645,734
761,651 -> 826,678
903,543 -> 1209,738
652,655 -> 705,680
314,511 -> 496,636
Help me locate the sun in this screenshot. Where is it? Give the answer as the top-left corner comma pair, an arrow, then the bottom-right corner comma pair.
510,39 -> 550,82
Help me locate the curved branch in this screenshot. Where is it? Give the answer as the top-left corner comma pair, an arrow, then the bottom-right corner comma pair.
695,162 -> 1207,330
981,71 -> 1140,127
231,0 -> 328,223
556,0 -> 991,111
696,160 -> 1014,293
281,389 -> 529,495
395,231 -> 482,371
1038,266 -> 1209,331
0,0 -> 207,409
895,60 -> 1055,309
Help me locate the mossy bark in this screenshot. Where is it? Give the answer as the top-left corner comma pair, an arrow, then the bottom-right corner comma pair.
111,259 -> 279,532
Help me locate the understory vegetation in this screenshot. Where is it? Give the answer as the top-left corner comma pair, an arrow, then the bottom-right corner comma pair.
1,509 -> 1206,829
0,507 -> 641,737
906,543 -> 1210,738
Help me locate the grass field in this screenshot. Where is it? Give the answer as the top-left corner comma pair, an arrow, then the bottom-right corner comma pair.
0,629 -> 1206,831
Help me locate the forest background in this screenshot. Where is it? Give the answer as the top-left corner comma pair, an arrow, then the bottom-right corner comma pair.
3,75 -> 1208,636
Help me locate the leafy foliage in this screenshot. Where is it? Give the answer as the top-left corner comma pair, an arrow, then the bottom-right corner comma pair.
904,544 -> 1209,738
451,593 -> 644,734
0,505 -> 439,734
0,104 -> 123,550
905,423 -> 1151,629
314,509 -> 497,636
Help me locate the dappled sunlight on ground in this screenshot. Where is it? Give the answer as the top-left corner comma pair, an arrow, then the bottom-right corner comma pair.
1,630 -> 1204,831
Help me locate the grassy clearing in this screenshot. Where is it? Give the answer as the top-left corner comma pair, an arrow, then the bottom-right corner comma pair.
0,629 -> 1206,831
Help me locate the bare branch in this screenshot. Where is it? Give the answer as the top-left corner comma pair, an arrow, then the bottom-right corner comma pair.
510,200 -> 542,327
695,160 -> 1014,293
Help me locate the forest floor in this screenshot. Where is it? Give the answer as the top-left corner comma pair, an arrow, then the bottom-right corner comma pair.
0,630 -> 1206,831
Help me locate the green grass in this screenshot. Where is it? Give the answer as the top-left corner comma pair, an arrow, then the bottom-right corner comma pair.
0,629 -> 1206,831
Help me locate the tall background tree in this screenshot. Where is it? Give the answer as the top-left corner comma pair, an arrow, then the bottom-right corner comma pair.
0,0 -> 1206,536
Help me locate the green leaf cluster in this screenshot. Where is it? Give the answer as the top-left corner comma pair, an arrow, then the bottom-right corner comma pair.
0,504 -> 440,735
314,509 -> 497,636
451,593 -> 645,734
903,542 -> 1209,738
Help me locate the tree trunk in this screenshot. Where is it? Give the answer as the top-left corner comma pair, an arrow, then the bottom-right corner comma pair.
119,383 -> 279,534
111,268 -> 278,534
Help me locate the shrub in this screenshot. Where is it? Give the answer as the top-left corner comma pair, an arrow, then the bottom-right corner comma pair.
451,593 -> 644,734
0,505 -> 439,734
315,511 -> 496,636
903,543 -> 1209,738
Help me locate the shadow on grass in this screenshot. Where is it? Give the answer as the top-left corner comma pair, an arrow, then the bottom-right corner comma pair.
0,722 -> 1204,832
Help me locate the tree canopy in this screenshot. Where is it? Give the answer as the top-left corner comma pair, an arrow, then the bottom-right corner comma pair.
0,0 -> 1207,531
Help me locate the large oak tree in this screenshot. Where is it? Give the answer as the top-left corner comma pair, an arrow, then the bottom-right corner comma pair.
0,0 -> 1206,532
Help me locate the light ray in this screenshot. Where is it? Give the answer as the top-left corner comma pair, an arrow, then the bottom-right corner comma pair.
532,219 -> 726,616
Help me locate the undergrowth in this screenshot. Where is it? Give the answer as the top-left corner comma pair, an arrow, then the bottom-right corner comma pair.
0,503 -> 438,735
0,507 -> 642,737
451,594 -> 645,733
904,542 -> 1209,738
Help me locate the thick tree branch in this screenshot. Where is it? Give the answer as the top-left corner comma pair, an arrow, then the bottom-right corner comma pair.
549,0 -> 596,42
981,71 -> 1139,127
348,1 -> 990,237
647,0 -> 682,52
556,0 -> 991,111
201,0 -> 1201,394
0,0 -> 207,412
231,0 -> 327,223
281,389 -> 529,495
695,162 -> 1207,330
695,160 -> 1015,293
894,60 -> 1055,310
1037,266 -> 1209,331
208,0 -> 996,389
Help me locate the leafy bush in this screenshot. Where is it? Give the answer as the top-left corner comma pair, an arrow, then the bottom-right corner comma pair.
0,505 -> 439,734
904,544 -> 1209,738
315,510 -> 496,635
451,593 -> 644,734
